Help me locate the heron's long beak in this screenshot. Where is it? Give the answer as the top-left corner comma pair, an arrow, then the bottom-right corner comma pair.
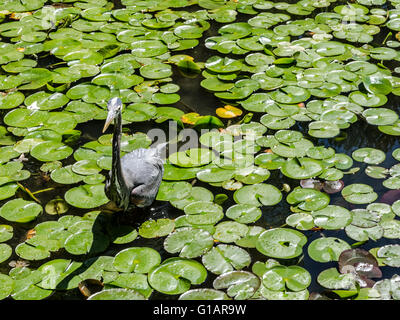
102,112 -> 114,133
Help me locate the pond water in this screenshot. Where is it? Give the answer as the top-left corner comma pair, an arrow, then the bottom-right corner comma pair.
0,0 -> 400,300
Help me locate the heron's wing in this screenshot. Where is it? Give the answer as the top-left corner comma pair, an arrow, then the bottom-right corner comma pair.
120,148 -> 164,190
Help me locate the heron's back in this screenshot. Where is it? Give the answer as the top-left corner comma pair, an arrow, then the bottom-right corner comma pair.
120,148 -> 164,190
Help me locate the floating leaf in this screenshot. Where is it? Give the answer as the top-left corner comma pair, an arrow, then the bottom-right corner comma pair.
164,227 -> 213,258
148,257 -> 207,295
139,219 -> 175,239
64,184 -> 109,209
0,199 -> 42,223
256,228 -> 307,259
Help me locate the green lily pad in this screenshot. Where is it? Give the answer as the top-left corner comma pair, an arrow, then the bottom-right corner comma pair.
352,148 -> 386,165
312,205 -> 353,230
378,120 -> 400,136
363,74 -> 392,95
202,244 -> 251,275
308,237 -> 351,263
0,274 -> 13,300
233,183 -> 282,207
213,221 -> 249,243
139,62 -> 172,80
138,218 -> 175,239
15,243 -> 50,261
0,199 -> 42,223
88,289 -> 146,300
131,40 -> 168,58
64,184 -> 109,209
0,243 -> 12,263
363,108 -> 399,126
148,257 -> 207,295
262,265 -> 311,292
256,228 -> 307,259
213,270 -> 260,300
31,141 -> 73,162
308,121 -> 340,138
45,199 -> 69,216
0,224 -> 13,243
377,245 -> 400,267
113,247 -> 161,273
0,91 -> 25,110
164,227 -> 213,258
342,184 -> 378,204
92,73 -> 143,89
51,166 -> 85,185
287,187 -> 330,212
184,201 -> 224,225
365,166 -> 388,179
317,267 -> 356,290
169,148 -> 216,168
281,158 -> 324,180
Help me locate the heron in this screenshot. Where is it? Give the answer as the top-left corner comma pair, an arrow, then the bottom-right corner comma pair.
102,97 -> 165,212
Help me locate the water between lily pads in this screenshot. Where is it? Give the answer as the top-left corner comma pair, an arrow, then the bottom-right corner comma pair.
2,1 -> 400,300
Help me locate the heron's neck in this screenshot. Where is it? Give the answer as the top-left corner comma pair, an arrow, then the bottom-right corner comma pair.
112,111 -> 128,195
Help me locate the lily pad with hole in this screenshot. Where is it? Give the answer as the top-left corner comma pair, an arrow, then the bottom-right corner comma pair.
0,274 -> 13,300
179,288 -> 230,300
256,228 -> 307,259
225,204 -> 262,224
308,121 -> 340,138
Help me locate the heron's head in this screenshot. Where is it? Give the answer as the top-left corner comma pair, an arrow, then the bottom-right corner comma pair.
103,97 -> 123,133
